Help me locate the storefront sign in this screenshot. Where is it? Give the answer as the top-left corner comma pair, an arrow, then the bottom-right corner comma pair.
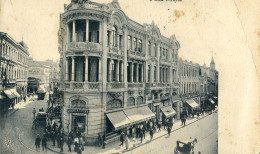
67,108 -> 89,114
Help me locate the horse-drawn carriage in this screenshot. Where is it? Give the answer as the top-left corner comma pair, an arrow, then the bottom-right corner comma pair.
174,138 -> 197,154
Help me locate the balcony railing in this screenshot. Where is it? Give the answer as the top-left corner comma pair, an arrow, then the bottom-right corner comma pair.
127,50 -> 145,59
64,82 -> 101,90
106,82 -> 125,89
66,42 -> 102,52
128,83 -> 144,88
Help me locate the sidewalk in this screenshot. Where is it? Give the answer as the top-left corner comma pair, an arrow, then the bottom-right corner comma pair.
46,110 -> 218,154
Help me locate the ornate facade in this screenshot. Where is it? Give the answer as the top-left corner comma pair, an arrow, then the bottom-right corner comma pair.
0,32 -> 29,116
58,0 -> 180,144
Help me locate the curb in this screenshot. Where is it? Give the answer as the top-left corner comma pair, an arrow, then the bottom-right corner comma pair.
122,110 -> 218,153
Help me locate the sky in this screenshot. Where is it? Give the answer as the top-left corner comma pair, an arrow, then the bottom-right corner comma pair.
0,0 -> 220,68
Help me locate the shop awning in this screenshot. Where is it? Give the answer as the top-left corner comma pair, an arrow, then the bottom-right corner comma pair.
10,89 -> 21,97
209,98 -> 215,104
186,99 -> 199,108
161,106 -> 176,118
4,90 -> 16,99
106,111 -> 131,130
124,106 -> 155,124
0,94 -> 6,100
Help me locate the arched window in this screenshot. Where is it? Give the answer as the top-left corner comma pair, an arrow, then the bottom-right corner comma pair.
107,99 -> 122,111
127,97 -> 135,106
71,99 -> 86,108
136,96 -> 144,105
112,26 -> 117,47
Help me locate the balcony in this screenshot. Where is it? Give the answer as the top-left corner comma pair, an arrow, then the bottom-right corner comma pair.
106,82 -> 125,90
64,82 -> 101,91
128,83 -> 144,88
66,42 -> 102,52
127,50 -> 145,60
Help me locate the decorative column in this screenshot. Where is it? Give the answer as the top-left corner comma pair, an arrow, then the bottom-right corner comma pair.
98,57 -> 102,82
86,20 -> 89,42
71,56 -> 75,81
109,31 -> 113,49
136,63 -> 139,82
67,24 -> 70,43
140,64 -> 143,82
120,61 -> 123,82
65,57 -> 69,81
72,20 -> 76,42
115,60 -> 119,82
151,64 -> 154,84
107,59 -> 111,82
117,34 -> 120,50
99,22 -> 102,43
130,62 -> 134,82
85,56 -> 88,82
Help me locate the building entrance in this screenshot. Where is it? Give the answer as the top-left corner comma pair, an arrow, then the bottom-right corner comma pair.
72,115 -> 86,133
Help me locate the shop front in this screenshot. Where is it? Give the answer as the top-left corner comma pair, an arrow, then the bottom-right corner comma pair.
67,105 -> 89,136
183,99 -> 200,116
105,106 -> 156,137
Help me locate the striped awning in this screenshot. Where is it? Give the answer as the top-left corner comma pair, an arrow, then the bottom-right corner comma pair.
106,111 -> 131,130
4,90 -> 16,99
124,106 -> 155,124
209,98 -> 215,104
186,99 -> 199,108
161,106 -> 176,118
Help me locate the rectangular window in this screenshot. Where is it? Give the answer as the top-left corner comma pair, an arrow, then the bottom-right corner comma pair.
107,31 -> 110,46
97,31 -> 99,43
128,36 -> 132,50
134,38 -> 137,51
154,44 -> 157,57
138,40 -> 142,52
89,32 -> 92,42
148,41 -> 151,56
119,35 -> 122,49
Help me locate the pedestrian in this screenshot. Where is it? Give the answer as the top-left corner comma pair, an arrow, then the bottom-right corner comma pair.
119,132 -> 125,147
149,128 -> 153,141
52,130 -> 56,146
67,136 -> 72,152
32,118 -> 37,130
129,127 -> 133,138
197,112 -> 200,119
142,127 -> 145,139
184,118 -> 186,126
60,137 -> 64,152
125,136 -> 129,149
167,127 -> 171,136
135,127 -> 139,138
139,131 -> 143,143
42,136 -> 47,152
74,137 -> 79,152
158,121 -> 161,132
32,108 -> 36,119
35,135 -> 41,152
79,135 -> 85,152
98,133 -> 102,147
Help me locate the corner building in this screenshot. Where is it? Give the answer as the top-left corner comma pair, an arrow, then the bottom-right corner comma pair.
58,0 -> 180,144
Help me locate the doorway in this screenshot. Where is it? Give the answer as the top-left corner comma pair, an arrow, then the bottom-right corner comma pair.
72,115 -> 86,133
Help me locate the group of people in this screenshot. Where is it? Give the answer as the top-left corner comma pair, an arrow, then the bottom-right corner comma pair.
119,119 -> 175,149
35,134 -> 47,152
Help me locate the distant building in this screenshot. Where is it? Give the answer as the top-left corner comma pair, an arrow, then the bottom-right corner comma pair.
27,58 -> 51,92
0,32 -> 29,116
178,58 -> 201,115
